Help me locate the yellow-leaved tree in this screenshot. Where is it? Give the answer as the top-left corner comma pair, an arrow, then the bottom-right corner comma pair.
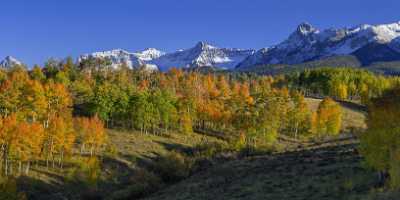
360,87 -> 400,189
312,97 -> 342,137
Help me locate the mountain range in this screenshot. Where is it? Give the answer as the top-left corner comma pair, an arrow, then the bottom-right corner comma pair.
2,21 -> 400,73
236,21 -> 400,71
78,42 -> 255,71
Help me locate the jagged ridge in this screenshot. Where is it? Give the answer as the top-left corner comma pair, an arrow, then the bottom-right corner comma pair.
79,42 -> 255,71
237,21 -> 400,69
0,56 -> 23,68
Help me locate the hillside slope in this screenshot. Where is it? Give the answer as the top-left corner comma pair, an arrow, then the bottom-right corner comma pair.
144,99 -> 369,200
145,143 -> 375,200
17,98 -> 367,199
18,130 -> 225,200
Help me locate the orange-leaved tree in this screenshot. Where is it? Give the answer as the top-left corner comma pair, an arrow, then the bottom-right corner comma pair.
75,116 -> 107,157
312,97 -> 342,137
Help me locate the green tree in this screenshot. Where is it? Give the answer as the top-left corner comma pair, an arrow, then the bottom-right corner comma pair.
30,65 -> 46,82
360,87 -> 400,189
152,89 -> 178,131
288,91 -> 311,139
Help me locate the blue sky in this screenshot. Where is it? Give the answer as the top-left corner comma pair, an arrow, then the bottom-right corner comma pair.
1,0 -> 399,66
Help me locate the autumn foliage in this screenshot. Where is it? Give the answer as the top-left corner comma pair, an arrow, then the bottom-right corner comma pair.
0,66 -> 106,177
360,87 -> 400,189
0,58 -> 392,181
311,97 -> 342,137
75,116 -> 107,156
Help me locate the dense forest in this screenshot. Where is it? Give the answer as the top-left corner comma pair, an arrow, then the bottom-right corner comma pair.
285,67 -> 400,103
0,57 -> 400,199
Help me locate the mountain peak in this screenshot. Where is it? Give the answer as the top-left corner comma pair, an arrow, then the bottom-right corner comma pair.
0,56 -> 23,68
135,48 -> 165,61
296,22 -> 317,35
194,41 -> 216,50
143,47 -> 161,52
195,41 -> 207,47
143,48 -> 164,54
4,56 -> 17,61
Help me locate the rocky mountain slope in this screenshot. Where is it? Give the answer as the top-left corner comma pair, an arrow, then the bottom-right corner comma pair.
237,21 -> 400,70
79,48 -> 165,71
151,42 -> 255,71
79,42 -> 254,71
0,56 -> 23,68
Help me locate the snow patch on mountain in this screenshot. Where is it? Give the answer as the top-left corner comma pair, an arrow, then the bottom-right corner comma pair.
0,56 -> 23,68
134,48 -> 166,61
151,42 -> 255,71
79,48 -> 165,71
237,21 -> 400,69
80,42 -> 254,71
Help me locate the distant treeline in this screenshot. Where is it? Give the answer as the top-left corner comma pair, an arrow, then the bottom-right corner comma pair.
284,67 -> 400,103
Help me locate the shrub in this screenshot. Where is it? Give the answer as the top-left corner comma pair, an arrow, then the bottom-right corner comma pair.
104,143 -> 118,158
191,141 -> 227,159
66,157 -> 101,188
108,169 -> 162,200
152,151 -> 192,183
0,177 -> 27,200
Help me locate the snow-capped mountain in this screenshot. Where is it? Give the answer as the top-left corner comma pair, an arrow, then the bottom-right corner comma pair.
79,42 -> 254,71
151,42 -> 255,71
79,48 -> 165,71
0,56 -> 23,68
237,21 -> 400,69
136,48 -> 166,61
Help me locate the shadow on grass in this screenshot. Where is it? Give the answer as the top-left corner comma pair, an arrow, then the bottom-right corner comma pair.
17,176 -> 63,200
154,141 -> 192,154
